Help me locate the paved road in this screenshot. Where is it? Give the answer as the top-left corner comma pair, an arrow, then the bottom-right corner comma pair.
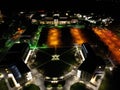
31,69 -> 45,90
93,27 -> 120,64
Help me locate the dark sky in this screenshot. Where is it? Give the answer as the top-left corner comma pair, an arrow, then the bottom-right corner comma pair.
0,0 -> 92,12
0,0 -> 97,9
0,0 -> 119,8
0,0 -> 120,15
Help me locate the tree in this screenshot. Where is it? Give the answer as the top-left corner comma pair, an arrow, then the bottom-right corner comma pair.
23,84 -> 40,90
70,82 -> 89,90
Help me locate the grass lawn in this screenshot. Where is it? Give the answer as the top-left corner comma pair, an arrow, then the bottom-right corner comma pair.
0,78 -> 9,90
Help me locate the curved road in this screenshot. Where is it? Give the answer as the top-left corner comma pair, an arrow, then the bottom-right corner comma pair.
93,27 -> 120,64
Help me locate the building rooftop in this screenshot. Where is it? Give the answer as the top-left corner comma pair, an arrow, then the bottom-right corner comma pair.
0,54 -> 30,75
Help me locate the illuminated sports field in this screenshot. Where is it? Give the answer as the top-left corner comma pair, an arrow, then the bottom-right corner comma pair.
33,26 -> 87,78
37,26 -> 87,48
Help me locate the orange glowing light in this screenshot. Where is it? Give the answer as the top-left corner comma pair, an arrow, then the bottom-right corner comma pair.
70,28 -> 87,45
47,28 -> 61,48
93,27 -> 120,64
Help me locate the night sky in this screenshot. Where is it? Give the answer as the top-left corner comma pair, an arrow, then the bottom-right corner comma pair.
0,0 -> 120,16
